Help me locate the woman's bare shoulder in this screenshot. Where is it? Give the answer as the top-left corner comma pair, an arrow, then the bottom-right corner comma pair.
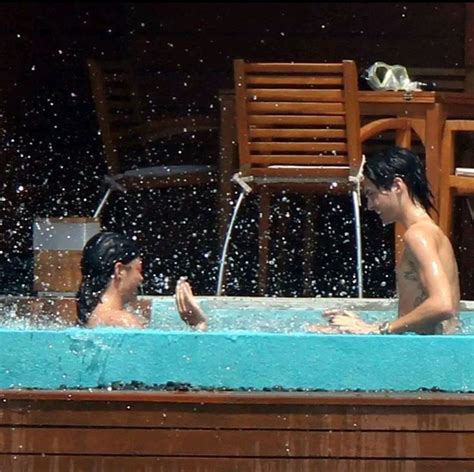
87,308 -> 144,329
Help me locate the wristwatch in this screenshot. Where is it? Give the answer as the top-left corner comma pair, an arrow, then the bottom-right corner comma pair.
378,321 -> 392,334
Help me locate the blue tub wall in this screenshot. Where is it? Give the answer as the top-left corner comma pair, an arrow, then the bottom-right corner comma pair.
1,329 -> 474,392
0,297 -> 473,392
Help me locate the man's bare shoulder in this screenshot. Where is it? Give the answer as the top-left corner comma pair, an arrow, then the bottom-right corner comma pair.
403,220 -> 440,243
402,220 -> 445,258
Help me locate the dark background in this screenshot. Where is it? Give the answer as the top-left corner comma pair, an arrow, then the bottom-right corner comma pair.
0,3 -> 472,298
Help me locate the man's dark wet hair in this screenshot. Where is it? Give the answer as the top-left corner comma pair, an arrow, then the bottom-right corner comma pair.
363,146 -> 436,213
76,232 -> 140,325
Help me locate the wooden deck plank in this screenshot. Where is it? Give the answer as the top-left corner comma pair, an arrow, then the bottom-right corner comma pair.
0,428 -> 473,458
2,390 -> 474,405
1,400 -> 473,431
1,456 -> 473,472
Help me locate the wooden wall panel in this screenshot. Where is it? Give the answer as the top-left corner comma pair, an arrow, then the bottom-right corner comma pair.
0,390 -> 473,471
1,456 -> 474,472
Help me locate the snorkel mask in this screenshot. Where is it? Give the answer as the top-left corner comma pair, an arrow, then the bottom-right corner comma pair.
363,62 -> 424,92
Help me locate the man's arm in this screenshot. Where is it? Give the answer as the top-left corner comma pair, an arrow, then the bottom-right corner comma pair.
321,227 -> 456,335
388,227 -> 456,333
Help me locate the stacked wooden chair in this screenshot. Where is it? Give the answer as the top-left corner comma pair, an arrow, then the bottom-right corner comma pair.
218,59 -> 420,296
87,58 -> 218,217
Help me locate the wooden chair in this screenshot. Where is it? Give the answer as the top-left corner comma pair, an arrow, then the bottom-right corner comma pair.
439,120 -> 474,237
218,59 -> 417,296
87,58 -> 219,216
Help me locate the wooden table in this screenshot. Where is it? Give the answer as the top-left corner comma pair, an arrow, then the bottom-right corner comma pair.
358,90 -> 474,216
218,89 -> 474,231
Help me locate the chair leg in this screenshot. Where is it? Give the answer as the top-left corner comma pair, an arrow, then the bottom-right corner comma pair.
393,125 -> 412,264
273,193 -> 290,295
302,197 -> 318,296
93,187 -> 113,218
93,176 -> 127,218
395,125 -> 412,149
258,188 -> 271,295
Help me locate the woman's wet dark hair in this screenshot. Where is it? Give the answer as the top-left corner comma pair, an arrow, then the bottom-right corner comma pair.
76,232 -> 140,325
363,146 -> 436,213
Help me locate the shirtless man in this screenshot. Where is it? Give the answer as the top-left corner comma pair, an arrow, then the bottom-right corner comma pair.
77,232 -> 207,330
311,146 -> 459,335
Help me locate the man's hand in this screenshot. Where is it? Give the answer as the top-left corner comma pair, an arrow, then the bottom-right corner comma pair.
306,323 -> 341,334
322,309 -> 379,334
175,277 -> 208,331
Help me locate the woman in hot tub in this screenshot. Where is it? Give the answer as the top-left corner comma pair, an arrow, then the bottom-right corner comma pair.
76,231 -> 207,330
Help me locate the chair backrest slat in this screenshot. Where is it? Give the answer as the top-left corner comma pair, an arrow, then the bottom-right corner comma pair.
247,102 -> 346,114
249,129 -> 346,139
251,155 -> 348,165
88,58 -> 144,175
234,59 -> 361,178
250,142 -> 348,152
248,115 -> 346,126
246,89 -> 345,102
247,75 -> 344,86
244,63 -> 344,73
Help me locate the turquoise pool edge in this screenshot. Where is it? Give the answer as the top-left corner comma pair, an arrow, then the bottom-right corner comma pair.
0,296 -> 472,392
0,328 -> 473,392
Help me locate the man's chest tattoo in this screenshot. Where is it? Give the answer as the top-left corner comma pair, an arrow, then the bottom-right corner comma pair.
403,259 -> 418,281
403,259 -> 427,306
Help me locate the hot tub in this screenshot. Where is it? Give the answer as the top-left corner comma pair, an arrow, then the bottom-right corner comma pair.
0,296 -> 473,471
